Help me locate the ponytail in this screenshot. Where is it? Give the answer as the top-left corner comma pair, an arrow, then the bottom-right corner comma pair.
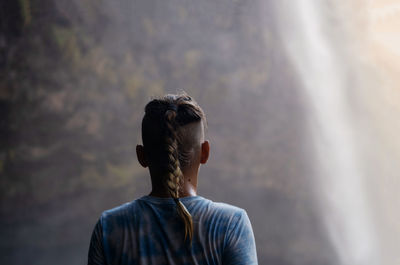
164,109 -> 193,243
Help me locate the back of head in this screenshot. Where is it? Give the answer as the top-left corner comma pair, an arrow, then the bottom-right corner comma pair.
141,93 -> 206,243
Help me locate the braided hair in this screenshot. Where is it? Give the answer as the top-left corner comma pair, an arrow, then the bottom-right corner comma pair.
141,93 -> 206,243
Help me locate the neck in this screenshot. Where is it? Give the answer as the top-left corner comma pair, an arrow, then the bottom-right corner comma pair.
149,170 -> 198,198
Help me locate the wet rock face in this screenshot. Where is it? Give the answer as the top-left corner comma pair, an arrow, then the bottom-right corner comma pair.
7,1 -> 400,265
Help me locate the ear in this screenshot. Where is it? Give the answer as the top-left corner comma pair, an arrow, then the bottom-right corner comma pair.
200,140 -> 210,164
136,145 -> 148,168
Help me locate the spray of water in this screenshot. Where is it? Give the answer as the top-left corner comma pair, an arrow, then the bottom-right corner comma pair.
271,1 -> 380,264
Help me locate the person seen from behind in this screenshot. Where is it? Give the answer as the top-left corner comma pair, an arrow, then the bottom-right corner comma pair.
88,93 -> 258,265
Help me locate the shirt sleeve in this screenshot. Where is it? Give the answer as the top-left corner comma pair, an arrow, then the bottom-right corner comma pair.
222,210 -> 258,265
88,218 -> 106,265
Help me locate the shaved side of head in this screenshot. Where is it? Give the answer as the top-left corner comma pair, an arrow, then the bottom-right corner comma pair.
177,121 -> 205,170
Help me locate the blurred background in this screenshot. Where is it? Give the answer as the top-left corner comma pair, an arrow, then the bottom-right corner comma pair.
1,0 -> 399,264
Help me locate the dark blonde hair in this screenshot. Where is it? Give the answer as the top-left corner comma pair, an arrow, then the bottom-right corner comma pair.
141,93 -> 206,243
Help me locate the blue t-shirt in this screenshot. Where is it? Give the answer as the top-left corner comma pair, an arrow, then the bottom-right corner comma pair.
88,195 -> 257,265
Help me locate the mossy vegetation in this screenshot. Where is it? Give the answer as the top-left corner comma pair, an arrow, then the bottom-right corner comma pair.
0,1 -> 335,265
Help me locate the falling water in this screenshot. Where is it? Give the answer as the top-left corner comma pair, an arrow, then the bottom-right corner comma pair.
271,1 -> 380,265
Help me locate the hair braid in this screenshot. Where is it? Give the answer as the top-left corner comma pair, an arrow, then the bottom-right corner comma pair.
142,93 -> 205,244
164,109 -> 194,243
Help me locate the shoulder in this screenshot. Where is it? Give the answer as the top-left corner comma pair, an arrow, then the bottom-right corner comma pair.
211,202 -> 249,232
99,199 -> 143,225
194,197 -> 248,228
210,201 -> 245,214
201,197 -> 246,217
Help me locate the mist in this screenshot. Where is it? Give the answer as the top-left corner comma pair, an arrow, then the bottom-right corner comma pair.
1,0 -> 399,264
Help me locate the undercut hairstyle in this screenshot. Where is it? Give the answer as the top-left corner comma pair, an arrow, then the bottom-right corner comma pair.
141,93 -> 206,243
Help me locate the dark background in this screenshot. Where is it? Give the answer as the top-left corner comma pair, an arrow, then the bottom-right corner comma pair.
0,0 -> 371,264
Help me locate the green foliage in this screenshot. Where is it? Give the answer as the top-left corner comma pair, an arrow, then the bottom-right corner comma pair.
0,1 -> 324,264
18,0 -> 31,26
52,26 -> 81,63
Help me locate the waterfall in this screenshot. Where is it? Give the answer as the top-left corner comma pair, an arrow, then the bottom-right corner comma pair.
271,1 -> 380,264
